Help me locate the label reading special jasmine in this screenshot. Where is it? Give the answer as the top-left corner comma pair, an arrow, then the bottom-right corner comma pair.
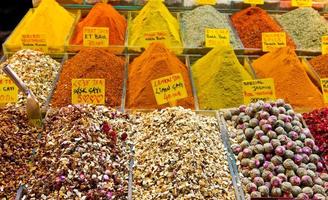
72,79 -> 105,105
243,78 -> 276,104
205,28 -> 230,47
320,79 -> 328,103
0,76 -> 18,104
322,36 -> 328,55
262,32 -> 287,52
21,34 -> 48,52
83,27 -> 109,47
151,73 -> 188,105
291,0 -> 312,7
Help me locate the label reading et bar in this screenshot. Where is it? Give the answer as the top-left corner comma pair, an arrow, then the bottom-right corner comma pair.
262,32 -> 287,52
151,73 -> 188,105
243,78 -> 276,104
21,34 -> 48,53
72,79 -> 105,105
322,36 -> 328,55
0,77 -> 18,104
321,78 -> 328,104
83,27 -> 109,47
205,28 -> 230,48
291,0 -> 312,7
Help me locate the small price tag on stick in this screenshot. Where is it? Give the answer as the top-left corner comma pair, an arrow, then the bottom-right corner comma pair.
322,36 -> 328,55
83,27 -> 109,47
21,34 -> 48,52
243,0 -> 264,5
262,32 -> 286,52
196,0 -> 216,5
205,28 -> 230,48
151,73 -> 188,106
321,79 -> 328,103
291,0 -> 312,7
72,79 -> 105,105
0,76 -> 18,104
243,78 -> 276,104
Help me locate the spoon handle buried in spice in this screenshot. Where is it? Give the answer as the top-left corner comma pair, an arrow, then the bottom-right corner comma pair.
3,64 -> 43,128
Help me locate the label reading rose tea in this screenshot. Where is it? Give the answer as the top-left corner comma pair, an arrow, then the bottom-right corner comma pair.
243,78 -> 276,104
0,77 -> 18,104
205,28 -> 230,48
83,27 -> 109,47
151,73 -> 188,105
21,34 -> 48,52
262,32 -> 286,52
72,79 -> 105,105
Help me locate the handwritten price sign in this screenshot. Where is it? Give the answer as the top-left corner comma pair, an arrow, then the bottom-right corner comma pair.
243,78 -> 276,104
83,27 -> 109,47
196,0 -> 216,5
72,79 -> 105,105
21,34 -> 48,52
205,28 -> 230,48
244,0 -> 264,5
151,73 -> 188,105
321,79 -> 328,103
144,31 -> 168,43
262,32 -> 286,52
291,0 -> 312,7
0,77 -> 18,104
322,36 -> 328,55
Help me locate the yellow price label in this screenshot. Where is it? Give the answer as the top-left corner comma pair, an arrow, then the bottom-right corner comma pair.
243,78 -> 276,104
0,77 -> 18,104
320,79 -> 328,103
21,34 -> 47,52
83,27 -> 109,47
72,79 -> 105,105
196,0 -> 216,5
205,28 -> 230,48
291,0 -> 312,7
262,32 -> 287,52
322,36 -> 328,55
151,73 -> 188,105
243,0 -> 264,5
144,31 -> 169,43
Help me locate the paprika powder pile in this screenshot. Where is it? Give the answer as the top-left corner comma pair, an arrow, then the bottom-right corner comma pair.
51,48 -> 125,108
126,42 -> 194,109
303,108 -> 328,167
252,47 -> 324,109
231,7 -> 296,49
309,54 -> 328,78
70,3 -> 126,45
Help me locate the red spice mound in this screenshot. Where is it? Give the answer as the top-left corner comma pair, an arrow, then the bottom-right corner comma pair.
309,54 -> 328,78
303,108 -> 328,167
231,7 -> 296,49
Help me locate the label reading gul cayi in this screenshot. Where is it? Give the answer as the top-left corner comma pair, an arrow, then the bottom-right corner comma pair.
291,0 -> 312,7
0,77 -> 18,104
243,78 -> 276,104
151,73 -> 188,105
205,28 -> 230,48
322,36 -> 328,55
72,79 -> 105,105
243,0 -> 264,5
196,0 -> 216,5
262,32 -> 286,52
21,34 -> 47,52
144,31 -> 168,42
83,27 -> 109,47
321,79 -> 328,103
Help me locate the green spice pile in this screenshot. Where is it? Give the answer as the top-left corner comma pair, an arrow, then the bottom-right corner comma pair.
0,50 -> 61,107
181,5 -> 242,48
275,8 -> 328,51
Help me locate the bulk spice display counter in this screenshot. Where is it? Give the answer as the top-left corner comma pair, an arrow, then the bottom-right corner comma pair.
2,0 -> 328,200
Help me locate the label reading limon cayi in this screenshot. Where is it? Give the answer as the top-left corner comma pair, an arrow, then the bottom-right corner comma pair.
262,32 -> 287,52
144,31 -> 169,43
21,34 -> 48,52
243,0 -> 264,5
291,0 -> 312,7
83,27 -> 109,47
151,73 -> 188,105
72,79 -> 105,105
196,0 -> 216,5
320,79 -> 328,103
205,28 -> 230,48
243,78 -> 276,104
322,36 -> 328,55
0,76 -> 18,104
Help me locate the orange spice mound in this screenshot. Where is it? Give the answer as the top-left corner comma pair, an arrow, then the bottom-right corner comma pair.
126,43 -> 195,109
252,47 -> 324,110
231,7 -> 296,49
70,3 -> 126,45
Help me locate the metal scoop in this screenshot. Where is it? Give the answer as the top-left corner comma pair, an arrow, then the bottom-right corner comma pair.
3,64 -> 42,128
